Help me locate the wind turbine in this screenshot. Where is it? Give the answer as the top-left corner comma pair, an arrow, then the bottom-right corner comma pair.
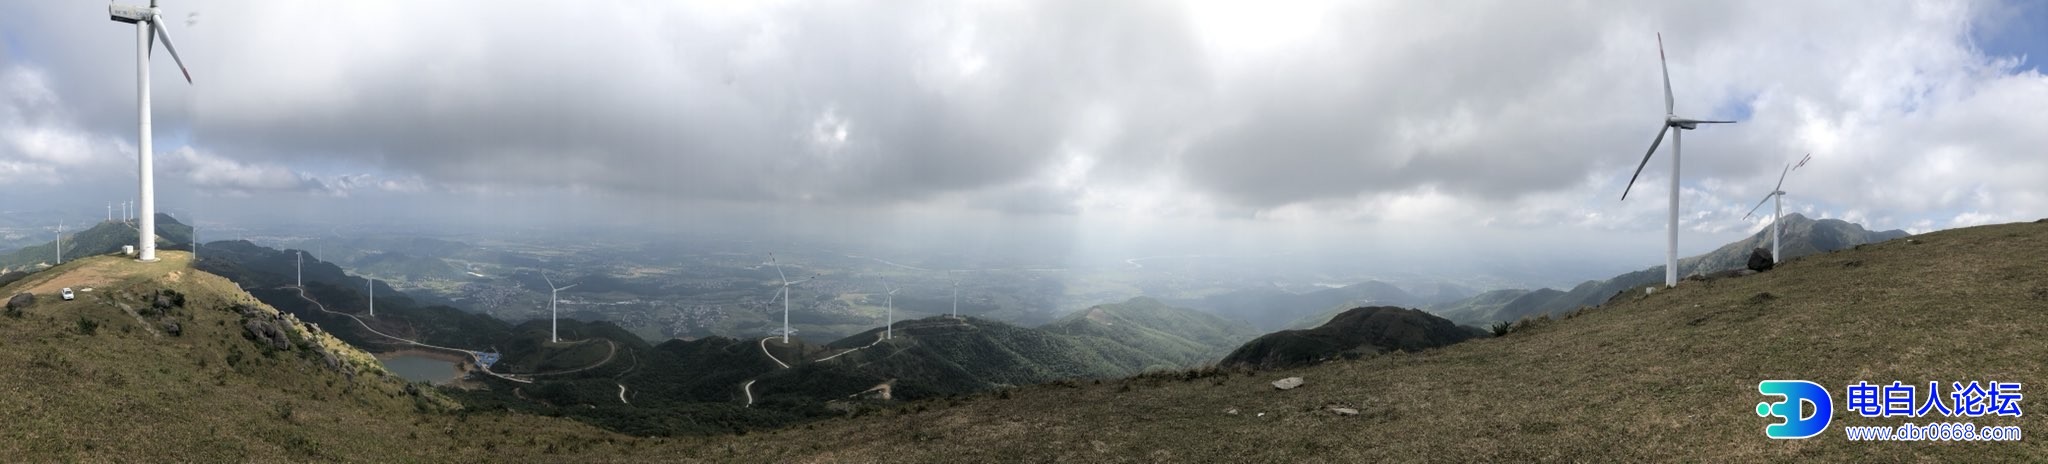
1622,33 -> 1736,288
55,221 -> 63,265
542,273 -> 578,343
881,282 -> 900,340
296,251 -> 303,287
766,254 -> 814,344
109,0 -> 194,263
1745,153 -> 1811,264
367,278 -> 375,317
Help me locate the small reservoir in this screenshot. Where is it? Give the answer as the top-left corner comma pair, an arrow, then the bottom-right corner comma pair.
378,353 -> 462,384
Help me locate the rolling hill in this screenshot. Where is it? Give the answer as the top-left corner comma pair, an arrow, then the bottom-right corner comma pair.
1170,280 -> 1421,330
0,214 -> 193,271
1222,306 -> 1483,369
1436,213 -> 1907,325
191,238 -> 1277,438
1041,297 -> 1262,370
676,218 -> 2048,462
1,219 -> 2041,461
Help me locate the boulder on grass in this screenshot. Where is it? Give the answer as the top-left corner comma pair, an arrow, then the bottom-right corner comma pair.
6,292 -> 33,312
1747,248 -> 1775,272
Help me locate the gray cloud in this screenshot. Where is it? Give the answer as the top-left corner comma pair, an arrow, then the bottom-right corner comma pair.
1,0 -> 2044,236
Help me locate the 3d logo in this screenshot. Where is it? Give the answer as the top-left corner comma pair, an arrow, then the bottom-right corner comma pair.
1757,380 -> 1834,439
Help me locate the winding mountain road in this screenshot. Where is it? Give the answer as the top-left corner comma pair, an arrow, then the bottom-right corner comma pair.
742,333 -> 889,407
287,285 -> 534,384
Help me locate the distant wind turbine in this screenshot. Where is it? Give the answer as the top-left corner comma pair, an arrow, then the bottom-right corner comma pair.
542,273 -> 578,343
1744,154 -> 1812,264
881,282 -> 900,340
1622,33 -> 1737,288
767,254 -> 815,344
949,271 -> 961,319
296,251 -> 303,287
108,0 -> 195,263
367,278 -> 375,317
55,221 -> 63,265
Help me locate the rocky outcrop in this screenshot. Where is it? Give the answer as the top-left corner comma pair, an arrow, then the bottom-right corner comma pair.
151,290 -> 185,314
243,319 -> 293,350
1747,248 -> 1775,272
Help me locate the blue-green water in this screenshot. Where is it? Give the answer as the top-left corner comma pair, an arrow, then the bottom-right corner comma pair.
380,354 -> 459,384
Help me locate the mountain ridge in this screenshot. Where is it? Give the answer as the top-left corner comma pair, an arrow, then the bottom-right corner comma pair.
1436,213 -> 1907,325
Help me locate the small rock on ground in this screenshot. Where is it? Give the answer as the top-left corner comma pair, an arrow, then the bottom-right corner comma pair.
1271,377 -> 1304,390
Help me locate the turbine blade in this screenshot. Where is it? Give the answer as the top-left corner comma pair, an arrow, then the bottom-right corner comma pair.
1658,33 -> 1673,115
1743,192 -> 1774,220
1622,125 -> 1669,200
542,273 -> 555,289
1694,120 -> 1736,124
558,284 -> 578,292
770,255 -> 788,284
150,17 -> 193,84
1774,164 -> 1791,191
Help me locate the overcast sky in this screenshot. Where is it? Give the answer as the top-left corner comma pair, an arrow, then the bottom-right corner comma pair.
2,0 -> 2045,282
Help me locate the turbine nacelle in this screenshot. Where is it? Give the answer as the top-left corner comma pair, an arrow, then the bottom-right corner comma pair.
109,4 -> 156,24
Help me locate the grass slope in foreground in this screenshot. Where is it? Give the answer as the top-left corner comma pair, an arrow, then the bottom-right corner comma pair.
0,252 -> 643,461
691,220 -> 2047,461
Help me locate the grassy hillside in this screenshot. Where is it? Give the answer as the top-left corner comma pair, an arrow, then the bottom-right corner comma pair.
679,219 -> 2048,461
1438,213 -> 1907,325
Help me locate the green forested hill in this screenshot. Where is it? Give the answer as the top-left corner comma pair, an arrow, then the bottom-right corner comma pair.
0,215 -> 191,271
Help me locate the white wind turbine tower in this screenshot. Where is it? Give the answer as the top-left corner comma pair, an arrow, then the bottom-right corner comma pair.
367,279 -> 375,317
55,221 -> 64,265
1622,33 -> 1736,288
767,254 -> 814,344
881,282 -> 900,340
1745,154 -> 1812,264
296,251 -> 303,287
109,0 -> 194,263
949,271 -> 962,319
542,273 -> 578,343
